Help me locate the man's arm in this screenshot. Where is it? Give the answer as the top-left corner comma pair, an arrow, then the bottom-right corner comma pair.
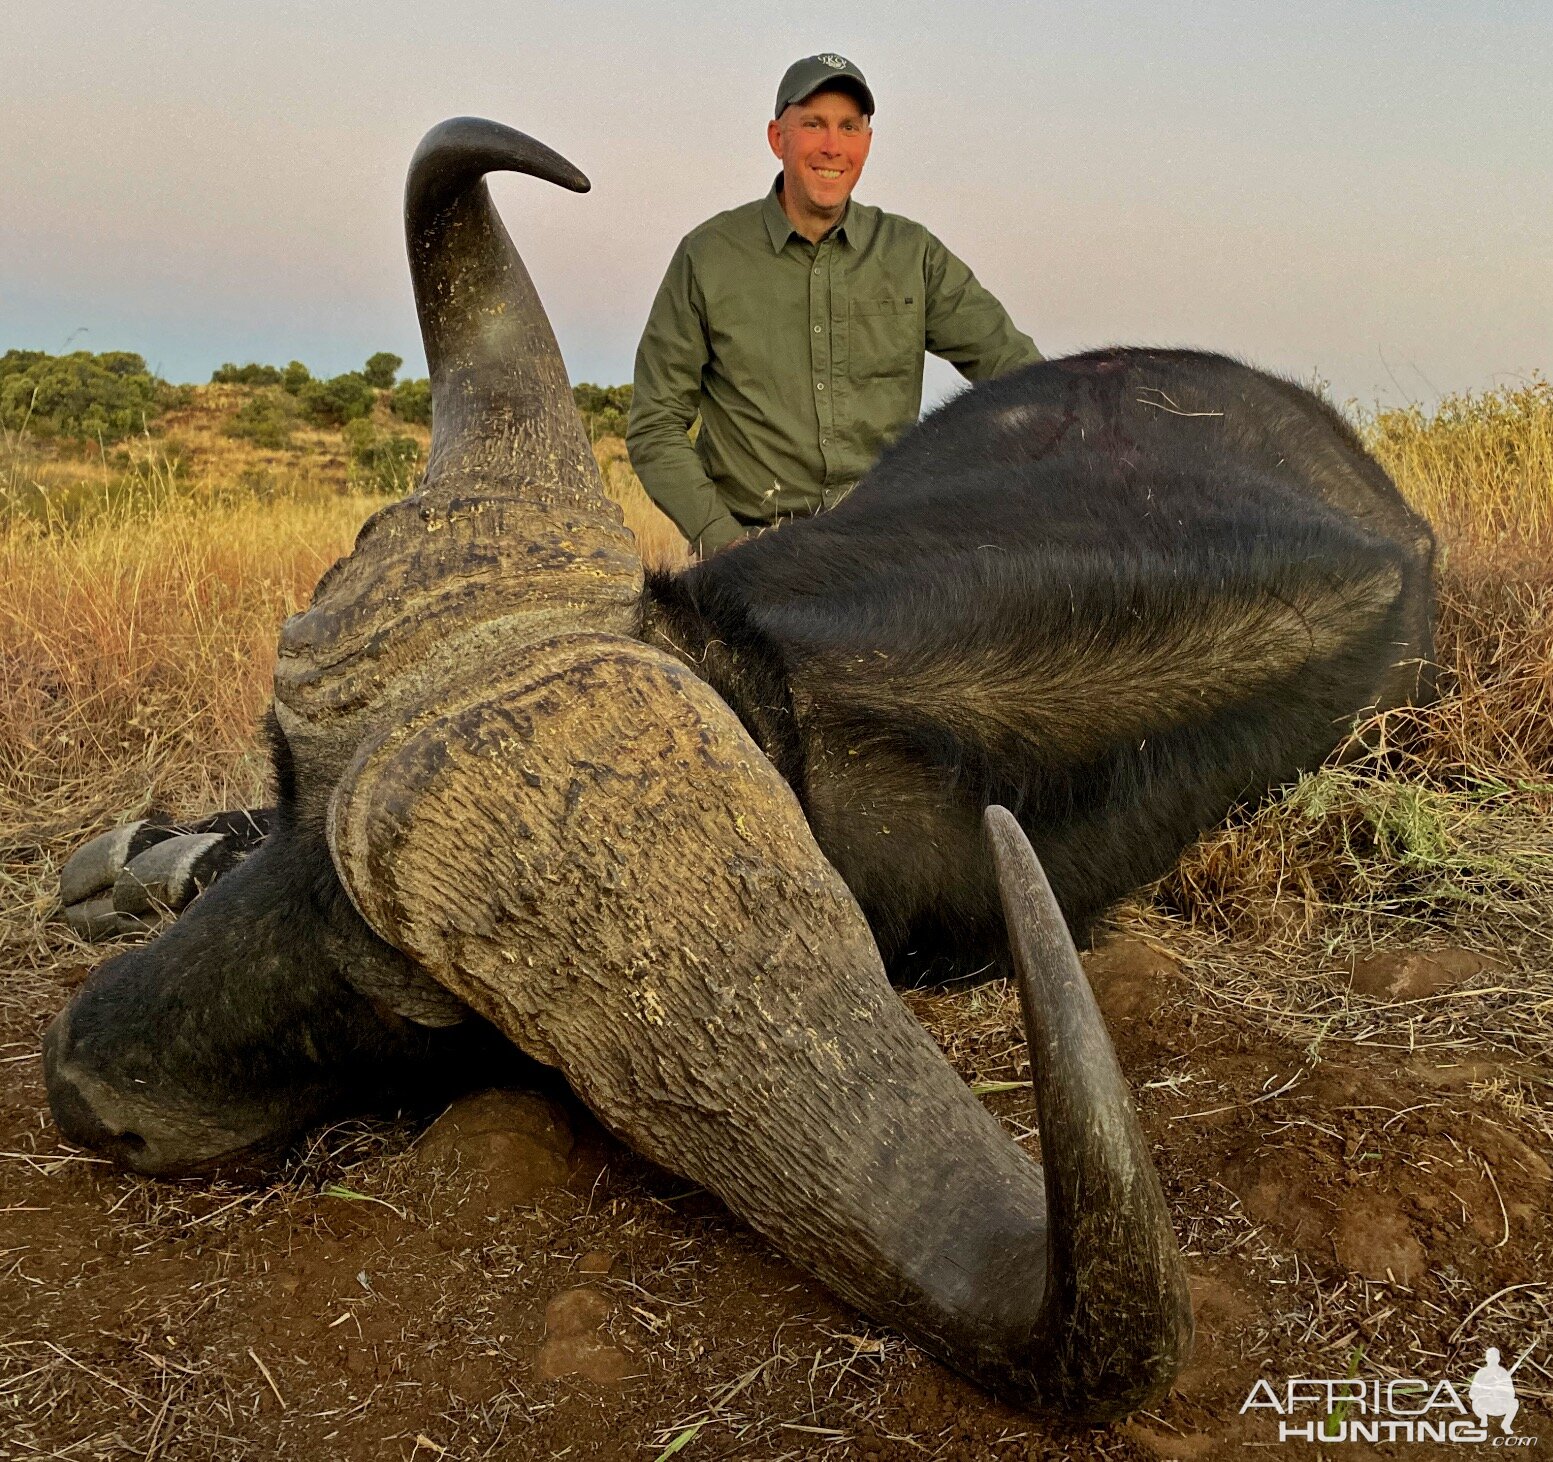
627,242 -> 747,556
921,234 -> 1042,381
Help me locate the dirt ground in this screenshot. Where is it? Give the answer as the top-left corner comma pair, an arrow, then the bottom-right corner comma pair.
1,914 -> 1548,1461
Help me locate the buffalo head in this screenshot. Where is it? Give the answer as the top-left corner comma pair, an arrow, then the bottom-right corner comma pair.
43,118 -> 1192,1419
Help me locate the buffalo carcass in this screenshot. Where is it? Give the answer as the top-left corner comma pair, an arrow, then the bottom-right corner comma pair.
42,118 -> 1434,1421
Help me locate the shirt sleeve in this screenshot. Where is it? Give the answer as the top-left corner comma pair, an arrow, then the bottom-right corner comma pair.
921,233 -> 1042,381
626,240 -> 746,556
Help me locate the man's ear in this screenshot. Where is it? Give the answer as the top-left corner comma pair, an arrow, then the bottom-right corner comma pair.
767,117 -> 784,160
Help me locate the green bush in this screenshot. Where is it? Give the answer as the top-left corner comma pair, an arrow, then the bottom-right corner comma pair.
342,418 -> 377,459
298,371 -> 376,427
573,382 -> 633,441
281,360 -> 312,394
363,352 -> 403,390
0,349 -> 173,443
211,361 -> 283,386
345,418 -> 423,495
224,389 -> 300,450
389,377 -> 431,426
340,377 -> 632,436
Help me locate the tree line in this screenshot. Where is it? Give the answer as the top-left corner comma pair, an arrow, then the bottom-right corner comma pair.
1,348 -> 632,446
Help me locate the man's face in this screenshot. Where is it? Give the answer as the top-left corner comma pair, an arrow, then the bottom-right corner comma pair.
767,88 -> 872,226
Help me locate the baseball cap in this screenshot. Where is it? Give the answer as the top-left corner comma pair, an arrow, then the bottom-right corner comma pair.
774,54 -> 875,119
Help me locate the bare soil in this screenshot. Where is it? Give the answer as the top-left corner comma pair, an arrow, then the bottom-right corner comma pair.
2,923 -> 1548,1460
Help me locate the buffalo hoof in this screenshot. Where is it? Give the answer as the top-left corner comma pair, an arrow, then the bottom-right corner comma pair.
57,809 -> 273,940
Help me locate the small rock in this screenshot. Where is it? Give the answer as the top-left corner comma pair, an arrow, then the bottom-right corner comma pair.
534,1332 -> 636,1384
576,1249 -> 615,1277
535,1286 -> 635,1384
416,1089 -> 576,1162
544,1286 -> 610,1337
413,1089 -> 575,1215
1349,947 -> 1500,1001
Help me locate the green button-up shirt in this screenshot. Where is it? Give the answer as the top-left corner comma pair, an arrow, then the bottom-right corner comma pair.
627,182 -> 1041,555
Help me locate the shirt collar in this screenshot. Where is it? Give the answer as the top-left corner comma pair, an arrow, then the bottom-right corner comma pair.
762,176 -> 875,252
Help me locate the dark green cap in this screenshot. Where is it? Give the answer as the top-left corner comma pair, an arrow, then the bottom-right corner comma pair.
774,54 -> 875,119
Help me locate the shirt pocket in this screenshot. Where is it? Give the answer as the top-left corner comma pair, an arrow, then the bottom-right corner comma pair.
849,296 -> 921,381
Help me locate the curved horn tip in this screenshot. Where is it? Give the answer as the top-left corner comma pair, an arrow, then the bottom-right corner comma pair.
983,804 -> 1070,945
409,116 -> 591,199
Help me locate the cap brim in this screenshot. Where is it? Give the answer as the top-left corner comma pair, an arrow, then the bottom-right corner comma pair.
779,76 -> 875,117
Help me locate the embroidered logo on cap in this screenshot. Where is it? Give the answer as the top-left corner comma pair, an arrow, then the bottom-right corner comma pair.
818,54 -> 848,68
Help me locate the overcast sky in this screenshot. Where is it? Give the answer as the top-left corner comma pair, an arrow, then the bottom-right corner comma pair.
4,1 -> 1548,408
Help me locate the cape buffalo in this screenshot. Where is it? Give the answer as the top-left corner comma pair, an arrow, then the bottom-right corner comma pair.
42,117 -> 1433,1420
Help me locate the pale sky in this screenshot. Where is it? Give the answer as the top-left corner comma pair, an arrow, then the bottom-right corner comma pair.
3,2 -> 1548,408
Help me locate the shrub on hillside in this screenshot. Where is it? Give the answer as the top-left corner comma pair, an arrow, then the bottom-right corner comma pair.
281,361 -> 312,394
389,377 -> 431,426
224,390 -> 300,450
0,349 -> 173,443
379,379 -> 636,436
211,362 -> 283,387
345,418 -> 423,494
363,352 -> 403,390
574,382 -> 632,441
298,371 -> 376,427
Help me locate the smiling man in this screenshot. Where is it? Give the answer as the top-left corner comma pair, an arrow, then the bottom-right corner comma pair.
628,54 -> 1041,556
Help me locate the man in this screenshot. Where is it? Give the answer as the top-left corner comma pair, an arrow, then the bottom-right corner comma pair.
627,54 -> 1040,556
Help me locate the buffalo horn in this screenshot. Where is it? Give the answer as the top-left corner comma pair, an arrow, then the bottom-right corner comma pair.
271,119 -> 643,804
984,804 -> 1194,1408
329,626 -> 1192,1418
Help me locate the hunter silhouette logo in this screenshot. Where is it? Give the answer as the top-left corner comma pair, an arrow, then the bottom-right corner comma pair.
1470,1348 -> 1520,1435
1240,1343 -> 1537,1445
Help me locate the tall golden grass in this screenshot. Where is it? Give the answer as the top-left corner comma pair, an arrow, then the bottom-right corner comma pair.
1369,376 -> 1553,564
1,492 -> 371,833
1369,379 -> 1553,784
0,397 -> 686,851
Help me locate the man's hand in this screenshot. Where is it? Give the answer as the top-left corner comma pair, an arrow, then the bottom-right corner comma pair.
57,808 -> 274,940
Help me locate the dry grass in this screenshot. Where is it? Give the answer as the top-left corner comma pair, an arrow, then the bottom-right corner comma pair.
1368,375 -> 1553,562
0,493 -> 364,830
594,434 -> 691,574
0,398 -> 684,836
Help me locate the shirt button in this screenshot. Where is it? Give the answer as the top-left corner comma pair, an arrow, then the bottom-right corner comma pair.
812,267 -> 820,275
821,436 -> 829,445
813,324 -> 821,333
815,381 -> 825,391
